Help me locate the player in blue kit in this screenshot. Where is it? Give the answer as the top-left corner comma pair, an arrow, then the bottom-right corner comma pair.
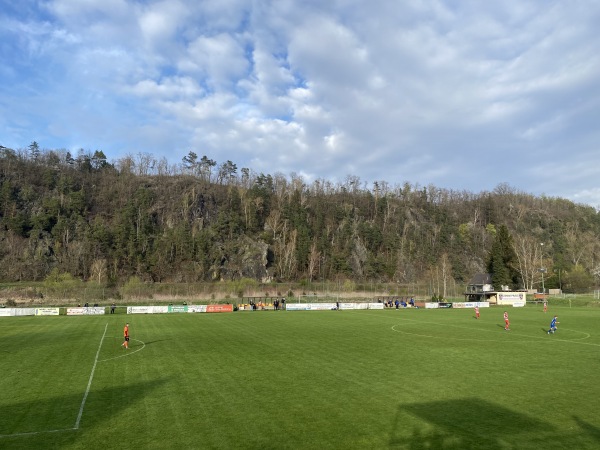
547,315 -> 559,334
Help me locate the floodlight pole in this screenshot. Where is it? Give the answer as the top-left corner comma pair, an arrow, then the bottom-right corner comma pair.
540,243 -> 545,295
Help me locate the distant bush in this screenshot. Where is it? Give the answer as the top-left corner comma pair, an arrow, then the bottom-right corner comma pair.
120,276 -> 153,299
43,269 -> 83,299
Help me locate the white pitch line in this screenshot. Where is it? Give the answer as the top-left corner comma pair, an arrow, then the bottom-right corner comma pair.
361,312 -> 600,346
97,338 -> 146,362
0,323 -> 109,439
0,427 -> 76,438
391,324 -> 600,347
74,322 -> 108,429
391,322 -> 595,343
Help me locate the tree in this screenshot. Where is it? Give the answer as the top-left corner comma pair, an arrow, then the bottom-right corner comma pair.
488,225 -> 519,290
438,253 -> 452,298
274,227 -> 297,280
307,240 -> 321,282
217,160 -> 237,184
29,141 -> 40,161
513,235 -> 544,290
199,155 -> 217,182
90,259 -> 108,283
135,152 -> 156,176
561,265 -> 594,293
91,150 -> 109,170
564,222 -> 586,266
65,151 -> 75,166
182,151 -> 198,173
76,149 -> 93,172
2,143 -> 600,287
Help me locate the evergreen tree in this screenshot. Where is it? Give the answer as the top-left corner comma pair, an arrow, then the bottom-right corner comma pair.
182,151 -> 198,173
28,141 -> 40,161
487,224 -> 520,289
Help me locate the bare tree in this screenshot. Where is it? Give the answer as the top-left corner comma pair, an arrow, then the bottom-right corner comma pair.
274,227 -> 297,280
135,152 -> 155,176
307,240 -> 321,282
564,223 -> 586,266
115,154 -> 135,174
265,209 -> 283,239
90,259 -> 108,283
513,235 -> 542,290
439,253 -> 452,298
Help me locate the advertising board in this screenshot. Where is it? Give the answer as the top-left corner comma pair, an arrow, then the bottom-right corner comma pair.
497,292 -> 526,306
206,304 -> 233,313
35,308 -> 60,316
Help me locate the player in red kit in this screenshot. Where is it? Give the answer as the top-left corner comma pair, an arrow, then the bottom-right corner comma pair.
474,306 -> 480,319
503,311 -> 510,330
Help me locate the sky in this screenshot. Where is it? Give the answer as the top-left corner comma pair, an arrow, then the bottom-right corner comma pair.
1,1 -> 600,206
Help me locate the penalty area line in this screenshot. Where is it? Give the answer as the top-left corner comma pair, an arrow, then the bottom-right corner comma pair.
75,322 -> 108,429
0,427 -> 76,439
0,323 -> 108,439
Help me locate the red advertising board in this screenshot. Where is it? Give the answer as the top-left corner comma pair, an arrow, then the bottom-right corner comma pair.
206,304 -> 233,313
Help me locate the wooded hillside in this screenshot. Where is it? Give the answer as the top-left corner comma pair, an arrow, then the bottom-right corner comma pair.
1,145 -> 599,293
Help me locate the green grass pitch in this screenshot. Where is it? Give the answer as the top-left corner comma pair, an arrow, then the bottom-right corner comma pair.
1,306 -> 599,449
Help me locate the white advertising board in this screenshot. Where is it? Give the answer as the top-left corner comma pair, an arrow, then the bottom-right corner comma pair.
353,303 -> 370,310
286,302 -> 384,311
286,303 -> 311,311
497,292 -> 526,306
35,308 -> 59,316
339,303 -> 356,310
309,303 -> 337,310
67,307 -> 106,315
453,302 -> 490,309
188,305 -> 207,313
127,306 -> 152,314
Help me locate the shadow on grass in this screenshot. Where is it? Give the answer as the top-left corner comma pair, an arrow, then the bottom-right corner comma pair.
390,398 -> 553,449
573,416 -> 600,443
0,377 -> 168,446
388,397 -> 599,449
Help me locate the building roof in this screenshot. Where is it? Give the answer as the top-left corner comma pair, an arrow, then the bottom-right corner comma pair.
468,273 -> 492,285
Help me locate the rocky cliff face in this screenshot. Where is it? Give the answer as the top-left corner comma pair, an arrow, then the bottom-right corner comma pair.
215,237 -> 272,282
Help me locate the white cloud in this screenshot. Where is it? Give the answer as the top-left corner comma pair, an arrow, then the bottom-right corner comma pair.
130,76 -> 203,99
138,1 -> 187,44
1,0 -> 599,205
180,33 -> 250,88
